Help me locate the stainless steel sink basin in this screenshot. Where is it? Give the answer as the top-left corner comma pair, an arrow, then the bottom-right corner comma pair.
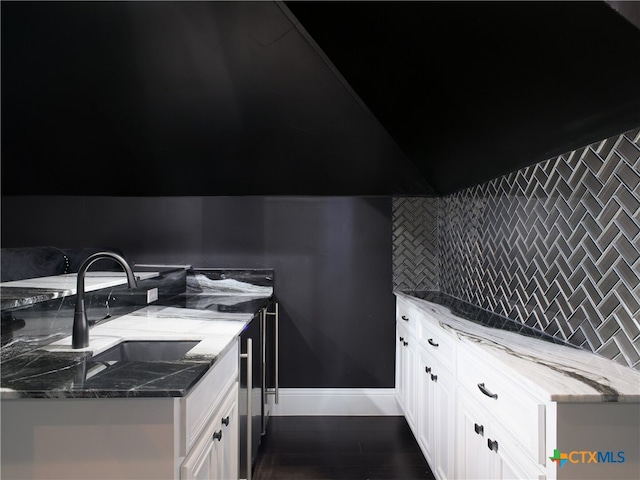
90,340 -> 200,362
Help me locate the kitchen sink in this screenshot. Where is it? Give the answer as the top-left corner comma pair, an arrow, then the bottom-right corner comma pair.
90,340 -> 200,362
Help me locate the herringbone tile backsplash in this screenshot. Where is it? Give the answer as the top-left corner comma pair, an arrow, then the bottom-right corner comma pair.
393,128 -> 640,370
392,197 -> 440,292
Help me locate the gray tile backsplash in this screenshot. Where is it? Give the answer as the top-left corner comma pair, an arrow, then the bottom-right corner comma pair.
393,128 -> 640,370
392,197 -> 440,292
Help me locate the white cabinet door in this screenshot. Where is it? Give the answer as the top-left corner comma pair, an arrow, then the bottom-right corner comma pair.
404,337 -> 418,430
216,384 -> 239,480
418,347 -> 455,480
457,394 -> 496,480
397,322 -> 418,430
395,323 -> 406,410
433,364 -> 455,480
417,348 -> 436,467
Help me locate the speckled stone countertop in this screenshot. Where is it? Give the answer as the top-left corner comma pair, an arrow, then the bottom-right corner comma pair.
396,291 -> 640,403
0,269 -> 274,399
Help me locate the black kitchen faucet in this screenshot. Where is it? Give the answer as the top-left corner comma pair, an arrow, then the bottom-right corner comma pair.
72,252 -> 137,349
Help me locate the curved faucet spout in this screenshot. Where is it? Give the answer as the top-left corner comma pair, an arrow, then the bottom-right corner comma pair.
72,252 -> 137,349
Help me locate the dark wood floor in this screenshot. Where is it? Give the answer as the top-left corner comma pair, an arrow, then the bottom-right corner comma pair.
253,416 -> 436,480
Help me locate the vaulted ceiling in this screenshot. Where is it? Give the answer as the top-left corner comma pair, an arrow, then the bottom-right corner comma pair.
2,1 -> 639,196
285,0 -> 640,194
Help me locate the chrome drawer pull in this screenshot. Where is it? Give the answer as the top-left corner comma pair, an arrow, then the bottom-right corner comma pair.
401,315 -> 409,322
212,430 -> 223,442
478,383 -> 498,399
427,338 -> 439,347
221,416 -> 230,426
474,423 -> 484,436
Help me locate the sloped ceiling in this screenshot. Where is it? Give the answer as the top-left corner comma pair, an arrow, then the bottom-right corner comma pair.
2,1 -> 639,196
285,0 -> 640,194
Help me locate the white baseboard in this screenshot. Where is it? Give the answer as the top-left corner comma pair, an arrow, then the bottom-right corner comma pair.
270,388 -> 402,416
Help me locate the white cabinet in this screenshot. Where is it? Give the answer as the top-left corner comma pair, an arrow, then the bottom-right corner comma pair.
397,298 -> 455,480
417,348 -> 455,480
216,387 -> 239,480
181,382 -> 239,480
416,305 -> 456,480
396,321 -> 417,429
395,293 -> 640,480
396,299 -> 418,431
180,339 -> 241,480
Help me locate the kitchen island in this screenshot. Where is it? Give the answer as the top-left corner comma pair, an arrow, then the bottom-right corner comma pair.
0,267 -> 274,479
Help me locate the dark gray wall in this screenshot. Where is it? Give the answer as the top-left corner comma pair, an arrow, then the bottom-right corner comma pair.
1,195 -> 396,388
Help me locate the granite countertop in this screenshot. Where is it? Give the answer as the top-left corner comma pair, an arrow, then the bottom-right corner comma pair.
395,290 -> 640,403
0,271 -> 162,310
0,269 -> 273,399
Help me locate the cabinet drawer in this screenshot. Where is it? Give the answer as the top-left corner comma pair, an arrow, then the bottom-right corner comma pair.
458,351 -> 546,466
181,340 -> 239,455
396,297 -> 420,336
418,313 -> 456,369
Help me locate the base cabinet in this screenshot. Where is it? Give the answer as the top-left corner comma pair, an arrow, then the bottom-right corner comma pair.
417,349 -> 455,480
397,296 -> 455,480
395,294 -> 640,480
396,322 -> 417,430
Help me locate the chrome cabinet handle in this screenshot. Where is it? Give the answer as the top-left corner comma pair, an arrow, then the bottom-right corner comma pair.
401,315 -> 409,321
487,439 -> 499,452
212,430 -> 223,441
478,382 -> 498,399
474,423 -> 484,435
221,416 -> 230,427
428,338 -> 439,347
